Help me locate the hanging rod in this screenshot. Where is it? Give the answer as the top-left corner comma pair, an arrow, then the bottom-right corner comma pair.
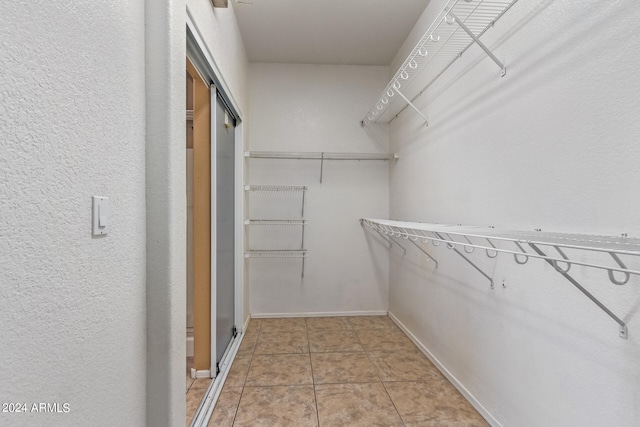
361,218 -> 640,338
244,185 -> 307,192
245,151 -> 398,161
246,151 -> 398,184
244,250 -> 307,259
244,219 -> 308,226
362,0 -> 518,125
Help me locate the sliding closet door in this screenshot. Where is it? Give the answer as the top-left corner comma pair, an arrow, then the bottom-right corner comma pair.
213,90 -> 236,368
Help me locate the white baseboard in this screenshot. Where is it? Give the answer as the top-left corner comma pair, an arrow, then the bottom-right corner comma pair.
250,310 -> 388,319
388,311 -> 501,427
190,368 -> 211,379
242,315 -> 251,333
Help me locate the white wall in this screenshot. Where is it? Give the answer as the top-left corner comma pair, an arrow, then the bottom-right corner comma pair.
248,63 -> 390,316
387,0 -> 640,426
0,2 -> 146,426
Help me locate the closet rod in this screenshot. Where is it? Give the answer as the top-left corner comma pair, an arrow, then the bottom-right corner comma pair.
245,151 -> 398,161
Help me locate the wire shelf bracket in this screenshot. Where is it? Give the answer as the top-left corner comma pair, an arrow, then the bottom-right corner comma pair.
360,218 -> 640,339
528,243 -> 628,339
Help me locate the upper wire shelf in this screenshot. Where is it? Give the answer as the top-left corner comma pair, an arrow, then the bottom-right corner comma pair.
362,0 -> 518,126
361,218 -> 640,338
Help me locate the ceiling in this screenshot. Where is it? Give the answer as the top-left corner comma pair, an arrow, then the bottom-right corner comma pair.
233,0 -> 432,66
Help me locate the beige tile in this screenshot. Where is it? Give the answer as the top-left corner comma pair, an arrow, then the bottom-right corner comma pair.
236,332 -> 258,357
368,351 -> 441,382
308,330 -> 363,353
234,385 -> 318,427
356,328 -> 417,352
254,330 -> 309,354
311,352 -> 379,384
384,380 -> 489,426
207,386 -> 242,427
315,383 -> 403,427
224,356 -> 252,387
305,317 -> 352,331
246,353 -> 313,386
186,388 -> 207,425
259,317 -> 307,332
348,315 -> 397,330
190,378 -> 212,390
245,318 -> 262,334
186,375 -> 194,392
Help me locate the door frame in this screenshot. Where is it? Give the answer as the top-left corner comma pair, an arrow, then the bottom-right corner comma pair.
186,11 -> 245,378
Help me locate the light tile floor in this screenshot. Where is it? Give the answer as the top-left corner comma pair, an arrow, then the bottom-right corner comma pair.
188,316 -> 489,427
186,357 -> 213,425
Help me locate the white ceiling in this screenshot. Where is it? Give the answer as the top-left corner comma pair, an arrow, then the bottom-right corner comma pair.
233,0 -> 431,66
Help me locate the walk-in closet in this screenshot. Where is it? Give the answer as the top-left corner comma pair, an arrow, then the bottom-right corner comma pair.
3,0 -> 639,427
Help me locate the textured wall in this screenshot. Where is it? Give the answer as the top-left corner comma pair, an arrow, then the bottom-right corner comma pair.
145,0 -> 186,425
248,63 -> 390,316
387,0 -> 640,425
0,1 -> 146,426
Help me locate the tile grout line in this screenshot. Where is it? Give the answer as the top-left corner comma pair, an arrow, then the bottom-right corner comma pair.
380,380 -> 408,427
355,318 -> 407,427
229,318 -> 261,426
306,318 -> 322,427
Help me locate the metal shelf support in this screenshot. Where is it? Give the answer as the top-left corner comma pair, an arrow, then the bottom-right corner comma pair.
393,87 -> 429,127
529,243 -> 628,339
360,218 -> 640,339
450,12 -> 506,77
434,231 -> 493,287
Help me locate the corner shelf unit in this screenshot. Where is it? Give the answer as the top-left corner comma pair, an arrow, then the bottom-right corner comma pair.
361,218 -> 640,339
245,185 -> 308,277
362,0 -> 518,126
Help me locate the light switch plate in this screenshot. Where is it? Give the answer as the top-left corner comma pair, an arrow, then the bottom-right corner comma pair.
92,196 -> 109,236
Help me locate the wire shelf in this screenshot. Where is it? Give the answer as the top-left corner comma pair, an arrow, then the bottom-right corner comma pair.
361,218 -> 640,338
363,219 -> 640,263
362,0 -> 518,125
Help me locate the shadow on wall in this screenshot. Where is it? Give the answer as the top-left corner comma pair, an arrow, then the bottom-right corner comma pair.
393,0 -> 632,145
391,237 -> 639,379
362,119 -> 391,152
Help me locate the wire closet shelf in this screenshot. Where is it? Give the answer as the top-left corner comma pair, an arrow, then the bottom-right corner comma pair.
362,0 -> 518,126
245,184 -> 308,276
361,218 -> 640,339
246,152 -> 398,183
